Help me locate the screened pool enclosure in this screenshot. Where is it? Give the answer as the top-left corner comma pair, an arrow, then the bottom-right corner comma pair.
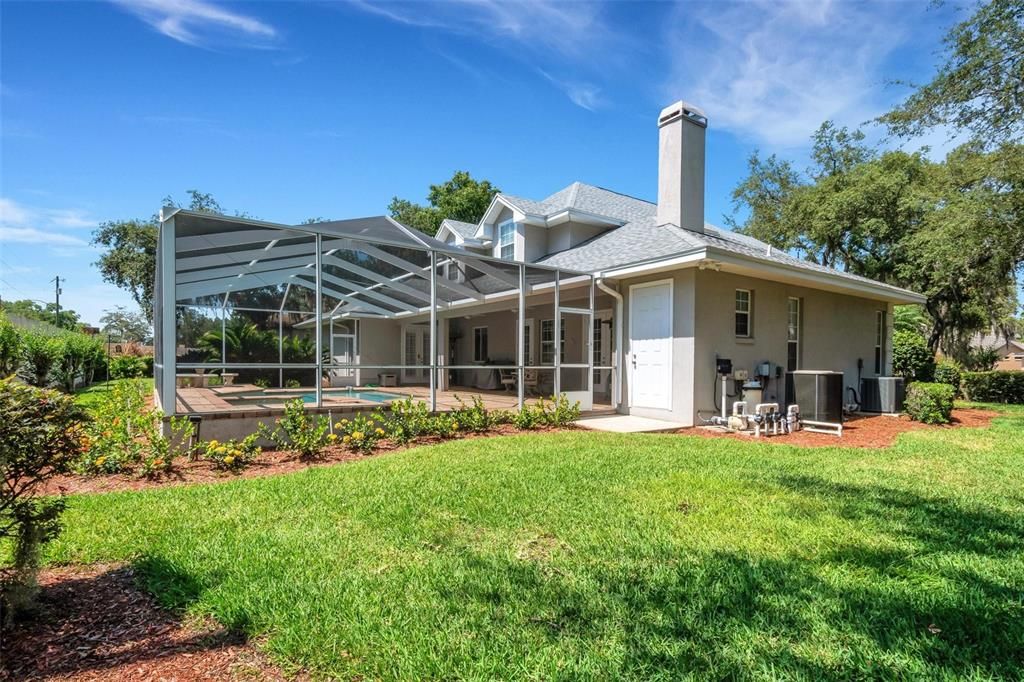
156,209 -> 617,417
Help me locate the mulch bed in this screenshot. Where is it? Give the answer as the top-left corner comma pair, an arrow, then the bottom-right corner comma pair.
41,424 -> 561,496
686,407 -> 999,448
0,563 -> 299,682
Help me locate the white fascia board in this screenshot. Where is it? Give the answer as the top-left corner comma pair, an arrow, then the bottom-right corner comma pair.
704,247 -> 927,304
545,209 -> 623,228
598,249 -> 708,278
598,246 -> 926,303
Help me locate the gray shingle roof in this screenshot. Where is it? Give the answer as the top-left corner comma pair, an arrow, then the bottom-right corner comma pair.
437,219 -> 479,239
499,182 -> 657,224
973,332 -> 1024,353
435,180 -> 920,300
540,217 -> 920,299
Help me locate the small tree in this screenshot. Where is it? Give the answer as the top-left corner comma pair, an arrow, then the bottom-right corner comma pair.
54,333 -> 104,393
0,377 -> 88,624
892,330 -> 935,382
19,332 -> 62,387
0,313 -> 22,376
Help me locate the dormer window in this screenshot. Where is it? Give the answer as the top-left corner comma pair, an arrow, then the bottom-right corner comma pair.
498,219 -> 515,260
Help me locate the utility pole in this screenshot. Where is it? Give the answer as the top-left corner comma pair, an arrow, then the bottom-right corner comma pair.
51,276 -> 62,328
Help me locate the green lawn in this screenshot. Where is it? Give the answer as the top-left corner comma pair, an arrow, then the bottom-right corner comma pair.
73,377 -> 153,411
48,405 -> 1024,680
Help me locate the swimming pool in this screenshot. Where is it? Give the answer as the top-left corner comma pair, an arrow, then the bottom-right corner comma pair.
219,387 -> 409,409
300,389 -> 407,404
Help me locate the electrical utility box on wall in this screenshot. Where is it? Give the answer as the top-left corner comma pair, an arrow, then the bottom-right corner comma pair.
786,370 -> 844,424
860,377 -> 906,413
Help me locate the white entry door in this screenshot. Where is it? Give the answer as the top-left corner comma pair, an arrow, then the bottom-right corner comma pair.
402,325 -> 430,383
629,281 -> 672,410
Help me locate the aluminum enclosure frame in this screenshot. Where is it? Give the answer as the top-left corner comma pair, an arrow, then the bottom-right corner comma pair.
156,208 -> 612,415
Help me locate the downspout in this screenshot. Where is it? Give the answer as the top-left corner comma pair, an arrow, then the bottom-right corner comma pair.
596,276 -> 623,410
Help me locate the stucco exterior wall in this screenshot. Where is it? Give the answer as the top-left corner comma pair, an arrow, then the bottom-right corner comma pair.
691,270 -> 893,422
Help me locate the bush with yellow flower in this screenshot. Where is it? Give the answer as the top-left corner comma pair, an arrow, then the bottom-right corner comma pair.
337,413 -> 384,454
201,433 -> 260,471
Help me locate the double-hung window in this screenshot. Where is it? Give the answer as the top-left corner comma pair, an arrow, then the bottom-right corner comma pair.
540,319 -> 565,365
735,289 -> 752,338
473,327 -> 488,363
498,220 -> 515,261
874,311 -> 886,374
787,297 -> 800,371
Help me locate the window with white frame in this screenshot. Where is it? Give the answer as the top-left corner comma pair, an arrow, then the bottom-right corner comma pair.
874,310 -> 886,374
473,327 -> 488,362
735,289 -> 752,337
498,220 -> 515,261
787,297 -> 800,371
540,319 -> 565,365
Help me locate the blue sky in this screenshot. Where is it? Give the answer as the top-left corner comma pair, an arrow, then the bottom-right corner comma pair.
1,0 -> 958,326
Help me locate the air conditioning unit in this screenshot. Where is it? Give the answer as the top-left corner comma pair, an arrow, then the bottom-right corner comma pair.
786,370 -> 844,424
860,377 -> 905,413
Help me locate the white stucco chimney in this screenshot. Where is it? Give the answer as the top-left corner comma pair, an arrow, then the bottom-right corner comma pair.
656,100 -> 707,233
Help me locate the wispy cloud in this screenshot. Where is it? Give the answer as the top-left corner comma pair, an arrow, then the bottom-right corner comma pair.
0,198 -> 97,250
539,70 -> 602,111
112,0 -> 277,48
345,0 -> 621,109
662,0 -> 911,147
348,0 -> 612,57
0,227 -> 89,247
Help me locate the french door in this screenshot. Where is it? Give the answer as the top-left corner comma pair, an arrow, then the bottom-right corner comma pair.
402,325 -> 430,384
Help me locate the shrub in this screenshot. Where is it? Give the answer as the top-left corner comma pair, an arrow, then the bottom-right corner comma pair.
253,377 -> 271,388
201,434 -> 260,471
54,333 -> 104,392
0,313 -> 22,376
543,394 -> 582,426
75,380 -> 193,476
376,397 -> 432,446
258,399 -> 332,459
19,332 -> 62,387
961,371 -> 1024,404
0,377 -> 88,624
905,382 -> 955,424
450,395 -> 495,433
892,331 -> 935,382
512,405 -> 540,430
109,355 -> 148,379
933,359 -> 962,394
511,394 -> 581,430
428,412 -> 460,439
337,413 -> 385,454
284,379 -> 301,389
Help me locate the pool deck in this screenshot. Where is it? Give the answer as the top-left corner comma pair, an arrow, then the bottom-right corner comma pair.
176,384 -> 613,416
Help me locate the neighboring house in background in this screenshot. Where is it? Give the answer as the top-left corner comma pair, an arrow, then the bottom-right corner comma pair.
429,101 -> 923,423
972,330 -> 1024,370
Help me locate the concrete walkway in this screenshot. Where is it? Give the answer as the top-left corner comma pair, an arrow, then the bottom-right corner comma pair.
574,414 -> 687,433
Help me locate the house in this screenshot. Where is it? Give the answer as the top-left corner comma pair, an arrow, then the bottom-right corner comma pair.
972,330 -> 1024,370
156,100 -> 923,428
426,101 -> 924,423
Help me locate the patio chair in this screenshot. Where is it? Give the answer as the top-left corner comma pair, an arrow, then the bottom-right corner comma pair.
523,368 -> 540,396
499,369 -> 516,393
